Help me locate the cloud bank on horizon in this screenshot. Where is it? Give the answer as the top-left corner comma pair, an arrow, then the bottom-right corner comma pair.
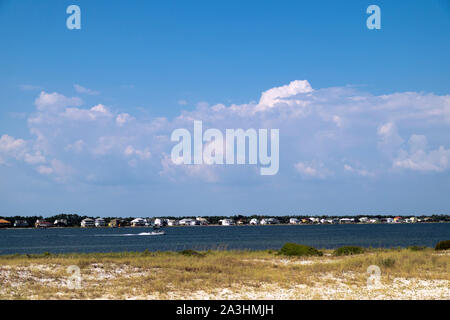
1,80 -> 450,189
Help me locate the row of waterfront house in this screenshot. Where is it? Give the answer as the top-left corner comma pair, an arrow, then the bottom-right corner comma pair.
78,217 -> 285,227
0,219 -> 67,228
79,217 -> 211,228
229,216 -> 420,225
219,216 -> 422,225
95,216 -> 422,227
287,216 -> 420,224
0,215 -> 439,228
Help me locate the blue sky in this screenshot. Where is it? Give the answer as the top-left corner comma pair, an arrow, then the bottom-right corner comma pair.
0,0 -> 449,217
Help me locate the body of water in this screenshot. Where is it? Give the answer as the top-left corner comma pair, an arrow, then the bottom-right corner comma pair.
0,223 -> 449,255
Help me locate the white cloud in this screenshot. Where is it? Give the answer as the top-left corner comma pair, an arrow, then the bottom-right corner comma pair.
343,164 -> 375,177
34,91 -> 82,112
294,161 -> 332,179
36,159 -> 74,182
91,104 -> 108,113
0,134 -> 46,165
257,80 -> 313,110
375,92 -> 450,123
123,145 -> 151,160
159,153 -> 219,182
2,80 -> 450,186
116,113 -> 134,127
332,115 -> 343,128
65,140 -> 85,153
74,84 -> 100,95
393,135 -> 450,172
24,151 -> 46,165
37,165 -> 53,175
377,122 -> 404,154
408,134 -> 428,153
50,159 -> 73,177
0,134 -> 26,154
93,136 -> 125,156
62,104 -> 112,121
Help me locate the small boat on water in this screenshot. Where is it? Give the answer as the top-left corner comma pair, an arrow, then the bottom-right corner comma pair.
150,229 -> 165,235
151,225 -> 166,236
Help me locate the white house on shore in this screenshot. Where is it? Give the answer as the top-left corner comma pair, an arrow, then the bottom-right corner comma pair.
309,217 -> 320,224
320,218 -> 335,224
54,219 -> 68,227
35,220 -> 52,228
167,219 -> 179,226
179,218 -> 195,226
249,218 -> 259,225
339,218 -> 355,224
153,218 -> 168,226
220,219 -> 235,226
289,218 -> 300,224
383,217 -> 394,223
405,217 -> 418,223
131,218 -> 146,227
196,217 -> 209,225
95,218 -> 106,227
14,220 -> 29,227
81,218 -> 95,228
260,218 -> 280,225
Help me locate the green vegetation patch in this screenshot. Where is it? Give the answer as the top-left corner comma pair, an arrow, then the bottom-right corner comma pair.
334,246 -> 365,256
408,245 -> 428,251
278,243 -> 323,257
379,257 -> 396,268
179,249 -> 206,257
435,240 -> 450,251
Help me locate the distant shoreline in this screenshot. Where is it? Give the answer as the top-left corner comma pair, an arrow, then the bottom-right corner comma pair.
1,221 -> 449,230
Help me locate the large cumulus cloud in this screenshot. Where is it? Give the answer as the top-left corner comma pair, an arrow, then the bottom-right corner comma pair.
1,80 -> 450,185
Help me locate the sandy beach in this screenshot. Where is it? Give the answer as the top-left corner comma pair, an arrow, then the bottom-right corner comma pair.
0,248 -> 448,300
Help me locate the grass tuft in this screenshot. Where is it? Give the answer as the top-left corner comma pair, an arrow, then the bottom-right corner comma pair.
435,240 -> 450,251
278,243 -> 323,257
334,246 -> 365,256
379,257 -> 396,268
407,245 -> 428,251
179,249 -> 205,257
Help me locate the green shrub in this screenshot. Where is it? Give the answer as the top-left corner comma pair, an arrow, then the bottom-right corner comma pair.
435,240 -> 450,251
334,246 -> 365,256
179,249 -> 205,257
380,257 -> 396,268
278,243 -> 323,257
408,245 -> 427,251
142,249 -> 152,256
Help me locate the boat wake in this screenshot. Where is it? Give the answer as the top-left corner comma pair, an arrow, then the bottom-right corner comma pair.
123,232 -> 159,236
94,232 -> 165,237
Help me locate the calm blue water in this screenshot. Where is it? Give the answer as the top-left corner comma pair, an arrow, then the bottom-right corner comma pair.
0,224 -> 449,255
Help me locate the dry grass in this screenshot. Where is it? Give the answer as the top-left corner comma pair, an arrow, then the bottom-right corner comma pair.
0,248 -> 448,300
